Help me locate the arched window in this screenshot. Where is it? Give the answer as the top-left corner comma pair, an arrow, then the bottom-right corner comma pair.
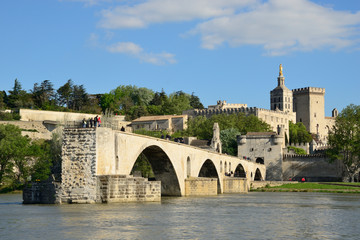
187,157 -> 191,178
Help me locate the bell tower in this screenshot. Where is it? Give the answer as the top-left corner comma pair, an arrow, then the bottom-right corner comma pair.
270,64 -> 293,113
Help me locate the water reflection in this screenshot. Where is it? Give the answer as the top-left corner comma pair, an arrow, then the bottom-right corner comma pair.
1,192 -> 360,240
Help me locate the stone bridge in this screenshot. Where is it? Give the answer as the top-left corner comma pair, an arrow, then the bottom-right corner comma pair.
95,128 -> 266,195
24,128 -> 266,204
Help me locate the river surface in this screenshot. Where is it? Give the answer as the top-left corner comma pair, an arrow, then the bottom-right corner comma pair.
0,192 -> 359,240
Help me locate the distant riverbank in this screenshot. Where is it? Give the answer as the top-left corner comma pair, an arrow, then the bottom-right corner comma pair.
252,182 -> 360,193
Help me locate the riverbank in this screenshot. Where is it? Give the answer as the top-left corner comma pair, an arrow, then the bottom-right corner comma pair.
251,182 -> 360,193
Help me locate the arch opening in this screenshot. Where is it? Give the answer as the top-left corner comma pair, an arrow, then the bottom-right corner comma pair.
254,168 -> 262,181
187,157 -> 191,178
256,157 -> 264,165
234,164 -> 246,178
131,145 -> 181,196
198,159 -> 221,194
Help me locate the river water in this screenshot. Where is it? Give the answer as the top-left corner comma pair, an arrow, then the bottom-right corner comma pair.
0,192 -> 359,240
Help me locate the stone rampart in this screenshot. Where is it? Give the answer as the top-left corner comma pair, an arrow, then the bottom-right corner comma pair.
282,155 -> 342,181
19,109 -> 98,123
186,107 -> 258,118
185,177 -> 218,196
223,177 -> 248,193
292,87 -> 325,94
0,121 -> 52,139
98,175 -> 161,202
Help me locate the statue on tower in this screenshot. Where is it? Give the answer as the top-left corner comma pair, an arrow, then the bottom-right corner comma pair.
279,64 -> 283,77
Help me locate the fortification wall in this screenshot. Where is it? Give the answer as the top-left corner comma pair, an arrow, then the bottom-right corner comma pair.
19,109 -> 98,123
282,155 -> 343,181
286,143 -> 309,154
185,107 -> 258,118
0,121 -> 52,139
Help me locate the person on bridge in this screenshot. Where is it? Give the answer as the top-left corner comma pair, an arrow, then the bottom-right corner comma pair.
94,116 -> 98,128
82,118 -> 87,128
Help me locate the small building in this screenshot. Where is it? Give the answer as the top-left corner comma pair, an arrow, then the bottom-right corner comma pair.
237,131 -> 283,181
131,115 -> 188,133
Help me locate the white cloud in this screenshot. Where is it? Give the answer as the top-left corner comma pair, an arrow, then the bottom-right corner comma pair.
97,0 -> 360,55
106,42 -> 176,65
98,0 -> 259,28
193,0 -> 360,55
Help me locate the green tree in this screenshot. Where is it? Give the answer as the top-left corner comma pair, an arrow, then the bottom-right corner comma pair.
71,85 -> 89,111
289,121 -> 312,144
220,128 -> 241,156
57,79 -> 73,108
327,104 -> 360,182
30,139 -> 53,181
130,153 -> 154,178
161,91 -> 192,115
149,89 -> 167,106
0,125 -> 32,185
185,113 -> 271,140
190,92 -> 204,109
32,80 -> 56,109
0,91 -> 6,109
7,79 -> 33,109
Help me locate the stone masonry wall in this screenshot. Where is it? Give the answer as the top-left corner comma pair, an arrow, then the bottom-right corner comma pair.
60,128 -> 98,203
185,177 -> 218,196
23,179 -> 61,204
223,178 -> 248,193
98,175 -> 161,202
282,155 -> 343,181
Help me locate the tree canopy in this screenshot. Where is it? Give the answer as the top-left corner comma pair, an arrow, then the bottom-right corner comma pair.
99,86 -> 203,120
327,104 -> 360,182
288,121 -> 313,145
185,113 -> 271,140
0,124 -> 55,190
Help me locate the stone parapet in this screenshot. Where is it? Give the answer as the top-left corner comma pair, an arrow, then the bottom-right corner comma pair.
292,87 -> 325,95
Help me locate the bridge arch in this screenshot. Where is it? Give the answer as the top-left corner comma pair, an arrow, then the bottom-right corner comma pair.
254,168 -> 263,181
198,159 -> 222,193
132,145 -> 181,196
234,163 -> 246,178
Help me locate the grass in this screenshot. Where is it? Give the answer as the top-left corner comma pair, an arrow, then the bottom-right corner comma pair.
252,182 -> 360,193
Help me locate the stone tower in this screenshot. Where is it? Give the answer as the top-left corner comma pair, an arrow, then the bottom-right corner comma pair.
292,87 -> 326,137
211,122 -> 222,153
270,64 -> 293,113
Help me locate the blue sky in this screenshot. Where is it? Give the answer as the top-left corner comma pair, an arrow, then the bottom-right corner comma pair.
1,0 -> 359,116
